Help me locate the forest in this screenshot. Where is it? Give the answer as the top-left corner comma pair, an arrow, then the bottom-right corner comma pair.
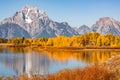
0,32 -> 120,47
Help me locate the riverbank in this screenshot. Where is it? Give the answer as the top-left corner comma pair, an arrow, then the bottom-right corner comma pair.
1,43 -> 120,49
0,43 -> 27,47
8,45 -> 120,50
1,65 -> 116,80
100,55 -> 120,79
32,46 -> 120,50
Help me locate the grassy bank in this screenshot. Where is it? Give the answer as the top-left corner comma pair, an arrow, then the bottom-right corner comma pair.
3,65 -> 117,80
6,44 -> 120,50
32,46 -> 120,50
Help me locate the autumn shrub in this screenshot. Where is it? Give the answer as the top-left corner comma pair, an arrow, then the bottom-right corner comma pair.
3,64 -> 117,80
45,65 -> 116,80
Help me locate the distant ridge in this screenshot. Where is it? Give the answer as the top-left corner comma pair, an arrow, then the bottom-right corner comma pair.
91,17 -> 120,35
0,6 -> 120,38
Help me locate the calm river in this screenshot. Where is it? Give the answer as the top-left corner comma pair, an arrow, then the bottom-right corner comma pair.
0,46 -> 120,77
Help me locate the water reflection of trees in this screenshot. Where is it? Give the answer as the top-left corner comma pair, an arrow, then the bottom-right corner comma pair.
0,47 -> 33,53
0,47 -> 4,53
8,47 -> 25,53
1,47 -> 120,64
0,47 -> 120,76
36,49 -> 120,63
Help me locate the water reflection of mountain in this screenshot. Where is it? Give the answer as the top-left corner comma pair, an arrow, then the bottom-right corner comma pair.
0,47 -> 50,76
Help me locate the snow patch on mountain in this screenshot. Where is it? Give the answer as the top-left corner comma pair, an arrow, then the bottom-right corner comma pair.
25,8 -> 32,23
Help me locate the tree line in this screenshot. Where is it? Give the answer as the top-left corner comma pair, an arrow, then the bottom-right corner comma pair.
0,32 -> 120,47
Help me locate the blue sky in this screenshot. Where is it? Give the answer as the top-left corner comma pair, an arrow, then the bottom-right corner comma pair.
0,0 -> 120,27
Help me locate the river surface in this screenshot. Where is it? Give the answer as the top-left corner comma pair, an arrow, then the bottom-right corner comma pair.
0,46 -> 120,77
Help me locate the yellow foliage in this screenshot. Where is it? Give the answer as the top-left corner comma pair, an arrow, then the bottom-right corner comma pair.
4,32 -> 120,47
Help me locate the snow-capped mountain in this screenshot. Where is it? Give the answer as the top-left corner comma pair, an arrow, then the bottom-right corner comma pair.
91,17 -> 120,35
0,6 -> 79,38
0,6 -> 120,38
75,25 -> 91,35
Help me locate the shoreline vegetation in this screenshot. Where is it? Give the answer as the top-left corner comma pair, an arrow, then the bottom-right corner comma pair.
1,44 -> 120,50
0,32 -> 120,49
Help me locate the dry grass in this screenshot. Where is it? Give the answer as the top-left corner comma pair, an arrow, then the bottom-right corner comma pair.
45,65 -> 116,80
101,55 -> 120,79
3,65 -> 117,80
85,46 -> 120,49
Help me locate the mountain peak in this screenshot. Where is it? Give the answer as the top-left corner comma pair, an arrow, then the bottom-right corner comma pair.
97,17 -> 117,26
22,6 -> 47,15
99,17 -> 111,20
61,22 -> 69,25
21,6 -> 48,23
91,17 -> 120,35
74,25 -> 90,35
80,25 -> 89,28
22,6 -> 37,11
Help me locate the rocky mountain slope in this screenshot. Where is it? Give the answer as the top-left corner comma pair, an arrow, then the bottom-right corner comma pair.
75,25 -> 91,35
0,23 -> 31,39
91,17 -> 120,35
0,6 -> 120,38
0,6 -> 79,38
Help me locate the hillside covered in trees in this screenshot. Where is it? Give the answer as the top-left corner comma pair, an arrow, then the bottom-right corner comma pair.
0,32 -> 120,47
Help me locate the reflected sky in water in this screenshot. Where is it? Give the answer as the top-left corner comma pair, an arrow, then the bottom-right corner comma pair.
0,47 -> 120,77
